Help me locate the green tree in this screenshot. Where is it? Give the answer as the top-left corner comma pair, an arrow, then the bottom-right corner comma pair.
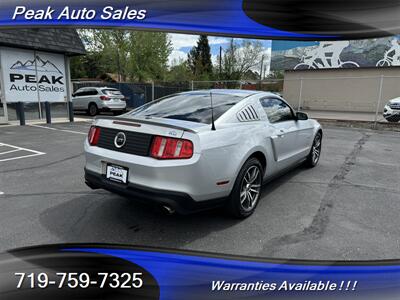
71,29 -> 172,82
128,32 -> 172,82
70,29 -> 107,79
167,58 -> 192,82
187,35 -> 213,80
94,29 -> 130,81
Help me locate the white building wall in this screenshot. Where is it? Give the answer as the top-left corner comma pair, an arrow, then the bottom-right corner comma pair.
283,67 -> 400,113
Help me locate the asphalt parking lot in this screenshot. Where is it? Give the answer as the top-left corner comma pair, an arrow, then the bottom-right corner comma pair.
0,121 -> 399,260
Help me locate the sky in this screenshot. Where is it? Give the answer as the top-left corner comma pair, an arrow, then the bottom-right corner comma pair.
168,33 -> 272,71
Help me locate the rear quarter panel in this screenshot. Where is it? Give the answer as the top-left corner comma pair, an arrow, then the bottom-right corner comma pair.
194,122 -> 274,191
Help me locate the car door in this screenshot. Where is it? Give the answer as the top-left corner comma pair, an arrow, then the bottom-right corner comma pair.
72,89 -> 87,109
79,88 -> 102,109
259,97 -> 302,168
84,88 -> 100,109
295,113 -> 315,157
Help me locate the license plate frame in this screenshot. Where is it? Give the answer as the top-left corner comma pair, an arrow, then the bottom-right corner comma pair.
106,164 -> 129,184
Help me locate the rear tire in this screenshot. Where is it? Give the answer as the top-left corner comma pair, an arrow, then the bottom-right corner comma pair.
88,103 -> 98,116
305,131 -> 322,168
227,157 -> 263,218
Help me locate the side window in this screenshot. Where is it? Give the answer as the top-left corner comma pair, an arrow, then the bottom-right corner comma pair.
86,89 -> 98,96
259,98 -> 294,123
74,90 -> 86,97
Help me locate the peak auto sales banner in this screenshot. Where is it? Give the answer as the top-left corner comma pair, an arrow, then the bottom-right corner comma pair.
0,0 -> 399,40
0,48 -> 66,103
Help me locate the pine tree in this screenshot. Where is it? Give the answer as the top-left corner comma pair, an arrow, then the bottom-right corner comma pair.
187,35 -> 213,79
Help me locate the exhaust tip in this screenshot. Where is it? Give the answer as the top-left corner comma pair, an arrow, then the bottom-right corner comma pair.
162,205 -> 175,215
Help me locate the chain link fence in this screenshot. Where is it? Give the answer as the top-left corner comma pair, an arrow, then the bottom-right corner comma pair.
8,75 -> 399,127
191,80 -> 283,93
191,76 -> 400,127
72,81 -> 190,109
71,76 -> 400,127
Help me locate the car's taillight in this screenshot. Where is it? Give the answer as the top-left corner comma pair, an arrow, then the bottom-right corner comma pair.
100,95 -> 110,101
88,126 -> 101,146
150,136 -> 193,159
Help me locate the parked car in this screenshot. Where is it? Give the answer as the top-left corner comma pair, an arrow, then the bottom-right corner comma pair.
383,97 -> 400,122
72,87 -> 127,116
84,90 -> 322,218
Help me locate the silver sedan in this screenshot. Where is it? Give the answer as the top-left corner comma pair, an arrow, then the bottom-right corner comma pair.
84,90 -> 322,218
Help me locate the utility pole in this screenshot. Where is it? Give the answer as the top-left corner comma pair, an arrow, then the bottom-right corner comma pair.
260,54 -> 264,80
116,49 -> 122,91
219,46 -> 222,79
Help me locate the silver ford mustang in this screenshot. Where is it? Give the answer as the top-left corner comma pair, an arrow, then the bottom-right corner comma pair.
84,90 -> 322,218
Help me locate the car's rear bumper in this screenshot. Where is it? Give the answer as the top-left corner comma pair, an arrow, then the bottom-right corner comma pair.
84,139 -> 233,201
101,106 -> 126,112
103,102 -> 126,110
84,168 -> 226,214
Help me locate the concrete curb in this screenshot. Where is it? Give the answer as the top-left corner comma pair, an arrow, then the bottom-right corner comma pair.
316,118 -> 400,132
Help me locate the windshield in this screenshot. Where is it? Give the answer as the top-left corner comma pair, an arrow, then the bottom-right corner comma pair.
129,92 -> 245,124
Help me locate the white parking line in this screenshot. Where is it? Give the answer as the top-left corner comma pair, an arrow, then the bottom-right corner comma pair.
0,153 -> 45,162
0,149 -> 20,155
0,142 -> 45,162
29,124 -> 58,131
0,143 -> 45,155
28,124 -> 87,135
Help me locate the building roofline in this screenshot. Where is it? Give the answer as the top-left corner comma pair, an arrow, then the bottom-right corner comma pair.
0,29 -> 86,56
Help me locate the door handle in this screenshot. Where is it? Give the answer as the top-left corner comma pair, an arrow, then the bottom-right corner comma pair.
277,129 -> 285,137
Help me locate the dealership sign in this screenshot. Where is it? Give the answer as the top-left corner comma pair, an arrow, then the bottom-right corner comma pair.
0,47 -> 66,102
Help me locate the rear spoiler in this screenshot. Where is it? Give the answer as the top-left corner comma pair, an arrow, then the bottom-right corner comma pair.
94,116 -> 197,133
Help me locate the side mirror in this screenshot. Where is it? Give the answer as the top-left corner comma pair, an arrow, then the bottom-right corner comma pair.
72,93 -> 76,97
296,111 -> 308,120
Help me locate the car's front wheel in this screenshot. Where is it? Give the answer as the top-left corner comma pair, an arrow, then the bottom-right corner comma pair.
227,157 -> 263,218
88,103 -> 98,116
305,131 -> 322,168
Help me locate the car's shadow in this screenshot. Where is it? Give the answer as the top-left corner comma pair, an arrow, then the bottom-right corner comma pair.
39,166 -> 304,251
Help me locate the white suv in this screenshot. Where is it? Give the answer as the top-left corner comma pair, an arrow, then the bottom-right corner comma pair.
383,97 -> 400,123
72,87 -> 127,116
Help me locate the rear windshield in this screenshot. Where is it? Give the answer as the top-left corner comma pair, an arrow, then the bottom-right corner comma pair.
102,89 -> 123,96
129,92 -> 245,124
